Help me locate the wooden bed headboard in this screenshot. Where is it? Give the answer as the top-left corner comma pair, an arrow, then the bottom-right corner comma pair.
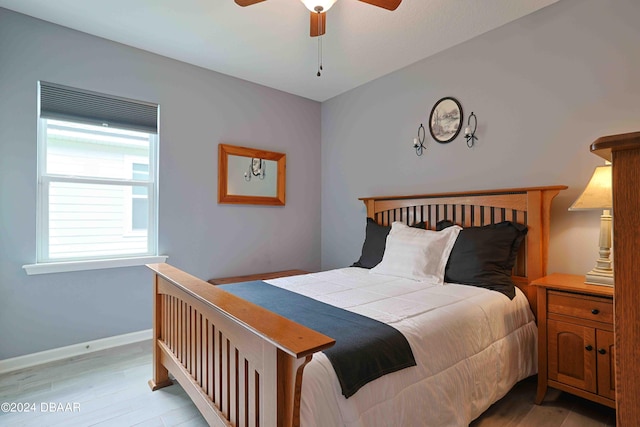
359,186 -> 567,315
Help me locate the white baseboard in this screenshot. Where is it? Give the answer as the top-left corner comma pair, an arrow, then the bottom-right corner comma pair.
0,329 -> 152,375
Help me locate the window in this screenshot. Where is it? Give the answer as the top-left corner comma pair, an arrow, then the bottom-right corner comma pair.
28,82 -> 161,270
131,163 -> 149,232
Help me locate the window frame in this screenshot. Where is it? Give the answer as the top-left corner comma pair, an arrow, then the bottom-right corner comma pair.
23,83 -> 165,275
123,157 -> 152,237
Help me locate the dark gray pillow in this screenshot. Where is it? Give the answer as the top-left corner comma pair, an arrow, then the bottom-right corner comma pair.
436,220 -> 528,299
352,218 -> 426,269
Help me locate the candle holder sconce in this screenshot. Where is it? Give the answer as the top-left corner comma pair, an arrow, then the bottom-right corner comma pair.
413,123 -> 426,156
464,112 -> 478,148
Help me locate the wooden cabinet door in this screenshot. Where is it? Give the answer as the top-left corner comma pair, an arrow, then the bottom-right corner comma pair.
596,329 -> 616,400
548,319 -> 597,393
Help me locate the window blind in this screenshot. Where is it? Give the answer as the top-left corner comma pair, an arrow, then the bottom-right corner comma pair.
39,81 -> 158,134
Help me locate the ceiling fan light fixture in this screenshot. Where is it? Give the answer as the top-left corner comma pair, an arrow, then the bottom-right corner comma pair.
300,0 -> 337,13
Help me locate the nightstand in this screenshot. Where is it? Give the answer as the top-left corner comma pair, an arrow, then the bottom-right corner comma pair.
533,273 -> 615,408
207,269 -> 309,285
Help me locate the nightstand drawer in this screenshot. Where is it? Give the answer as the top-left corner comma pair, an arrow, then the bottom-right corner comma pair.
548,291 -> 613,323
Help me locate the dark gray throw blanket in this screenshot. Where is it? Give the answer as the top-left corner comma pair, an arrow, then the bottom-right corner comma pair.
219,280 -> 416,398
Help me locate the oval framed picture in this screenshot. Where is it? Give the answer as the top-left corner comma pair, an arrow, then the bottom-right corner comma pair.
429,97 -> 463,143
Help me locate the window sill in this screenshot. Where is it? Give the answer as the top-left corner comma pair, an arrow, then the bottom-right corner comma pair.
22,255 -> 168,275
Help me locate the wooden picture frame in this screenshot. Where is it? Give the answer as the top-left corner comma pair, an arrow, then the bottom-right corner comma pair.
429,97 -> 463,143
218,143 -> 286,206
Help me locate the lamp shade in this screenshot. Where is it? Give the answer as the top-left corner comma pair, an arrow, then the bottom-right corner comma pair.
569,165 -> 612,210
300,0 -> 337,12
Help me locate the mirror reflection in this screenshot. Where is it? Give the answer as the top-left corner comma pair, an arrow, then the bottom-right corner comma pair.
227,155 -> 277,197
218,143 -> 286,206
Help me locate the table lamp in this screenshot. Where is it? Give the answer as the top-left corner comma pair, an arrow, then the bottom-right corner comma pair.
569,164 -> 613,286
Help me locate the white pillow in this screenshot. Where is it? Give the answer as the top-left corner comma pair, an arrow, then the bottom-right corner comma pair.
370,222 -> 462,284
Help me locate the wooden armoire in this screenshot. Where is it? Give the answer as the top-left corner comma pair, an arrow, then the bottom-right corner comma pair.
591,131 -> 640,426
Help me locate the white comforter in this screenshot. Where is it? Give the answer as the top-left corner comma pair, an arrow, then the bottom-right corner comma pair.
266,267 -> 537,427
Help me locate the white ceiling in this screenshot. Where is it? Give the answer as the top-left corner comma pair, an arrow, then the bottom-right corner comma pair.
0,0 -> 559,102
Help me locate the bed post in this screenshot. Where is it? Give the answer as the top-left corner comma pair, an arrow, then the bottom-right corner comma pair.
363,199 -> 376,220
541,188 -> 561,277
149,273 -> 172,391
524,187 -> 563,315
524,189 -> 543,316
278,353 -> 313,427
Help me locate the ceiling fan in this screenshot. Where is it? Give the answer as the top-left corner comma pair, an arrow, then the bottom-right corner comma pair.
234,0 -> 402,76
234,0 -> 401,37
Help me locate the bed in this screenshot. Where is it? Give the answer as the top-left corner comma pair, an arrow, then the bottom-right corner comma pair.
147,185 -> 566,426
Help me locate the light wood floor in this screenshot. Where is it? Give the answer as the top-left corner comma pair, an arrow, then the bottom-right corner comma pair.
0,341 -> 207,427
471,376 -> 615,427
0,340 -> 615,426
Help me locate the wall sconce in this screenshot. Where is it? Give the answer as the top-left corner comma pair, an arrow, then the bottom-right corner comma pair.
244,158 -> 266,181
413,123 -> 426,156
464,112 -> 478,148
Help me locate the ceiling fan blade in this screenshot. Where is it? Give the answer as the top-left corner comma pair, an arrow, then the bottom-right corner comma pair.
357,0 -> 401,11
309,11 -> 327,37
234,0 -> 266,6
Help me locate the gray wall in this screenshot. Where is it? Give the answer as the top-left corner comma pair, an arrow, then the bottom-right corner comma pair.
0,9 -> 321,359
2,0 -> 639,360
321,0 -> 640,275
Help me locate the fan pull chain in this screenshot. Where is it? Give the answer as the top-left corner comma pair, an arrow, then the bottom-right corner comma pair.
317,12 -> 323,77
317,36 -> 323,76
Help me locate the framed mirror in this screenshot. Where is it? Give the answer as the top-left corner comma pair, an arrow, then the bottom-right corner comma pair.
218,143 -> 286,206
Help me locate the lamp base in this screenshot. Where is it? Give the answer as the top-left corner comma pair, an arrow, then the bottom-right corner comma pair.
585,268 -> 614,286
583,210 -> 614,287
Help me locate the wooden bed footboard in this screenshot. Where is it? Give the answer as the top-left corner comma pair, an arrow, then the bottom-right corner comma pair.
147,263 -> 335,427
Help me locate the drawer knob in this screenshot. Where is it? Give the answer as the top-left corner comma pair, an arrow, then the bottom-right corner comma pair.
585,345 -> 593,351
591,309 -> 600,315
598,348 -> 607,355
